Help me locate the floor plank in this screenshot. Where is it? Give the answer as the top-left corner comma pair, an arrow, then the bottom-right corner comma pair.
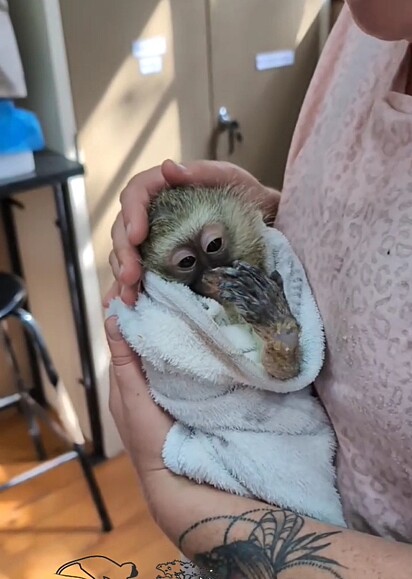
0,408 -> 179,579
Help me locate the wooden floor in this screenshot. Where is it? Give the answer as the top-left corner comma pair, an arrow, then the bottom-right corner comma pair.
0,408 -> 179,579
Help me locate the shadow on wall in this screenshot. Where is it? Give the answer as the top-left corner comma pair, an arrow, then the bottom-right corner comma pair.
90,81 -> 175,235
60,0 -> 163,128
205,0 -> 322,189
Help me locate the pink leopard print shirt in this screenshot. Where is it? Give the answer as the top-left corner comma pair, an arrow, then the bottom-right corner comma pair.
276,5 -> 412,541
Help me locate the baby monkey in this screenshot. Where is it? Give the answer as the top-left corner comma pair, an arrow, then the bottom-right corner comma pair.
140,186 -> 301,380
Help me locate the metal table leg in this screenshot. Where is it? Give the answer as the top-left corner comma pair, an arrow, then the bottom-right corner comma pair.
53,182 -> 104,458
0,199 -> 45,405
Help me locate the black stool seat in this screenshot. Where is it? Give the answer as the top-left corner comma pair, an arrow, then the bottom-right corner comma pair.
0,272 -> 27,321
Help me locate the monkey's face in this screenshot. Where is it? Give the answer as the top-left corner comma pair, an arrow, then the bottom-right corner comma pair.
140,186 -> 267,295
165,222 -> 235,296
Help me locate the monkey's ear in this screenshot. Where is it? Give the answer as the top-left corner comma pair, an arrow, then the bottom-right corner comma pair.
269,270 -> 284,290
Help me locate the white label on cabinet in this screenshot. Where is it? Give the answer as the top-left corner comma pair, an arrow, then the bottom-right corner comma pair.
138,55 -> 163,76
255,49 -> 295,71
132,36 -> 167,59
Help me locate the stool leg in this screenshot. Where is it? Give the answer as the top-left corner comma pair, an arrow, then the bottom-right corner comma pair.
0,322 -> 47,461
13,308 -> 113,532
13,309 -> 58,386
74,443 -> 113,532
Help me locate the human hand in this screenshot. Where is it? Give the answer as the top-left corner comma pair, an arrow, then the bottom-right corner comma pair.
105,315 -> 173,481
104,159 -> 280,307
105,313 -> 220,540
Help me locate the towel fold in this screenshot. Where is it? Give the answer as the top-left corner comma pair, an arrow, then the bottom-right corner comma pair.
109,225 -> 345,527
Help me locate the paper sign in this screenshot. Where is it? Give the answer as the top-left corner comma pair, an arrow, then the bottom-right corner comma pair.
138,55 -> 163,76
132,36 -> 167,59
256,49 -> 295,71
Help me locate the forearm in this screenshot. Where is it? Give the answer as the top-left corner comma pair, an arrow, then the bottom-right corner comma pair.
146,473 -> 412,579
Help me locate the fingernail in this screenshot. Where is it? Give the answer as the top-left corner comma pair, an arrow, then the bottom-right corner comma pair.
126,222 -> 133,238
119,265 -> 124,280
105,316 -> 122,341
175,161 -> 190,174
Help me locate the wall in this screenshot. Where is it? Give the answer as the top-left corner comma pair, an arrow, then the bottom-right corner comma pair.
331,0 -> 344,26
208,0 -> 328,189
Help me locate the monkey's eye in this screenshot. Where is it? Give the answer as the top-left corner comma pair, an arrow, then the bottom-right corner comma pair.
178,255 -> 196,269
201,225 -> 225,254
172,248 -> 197,270
206,238 -> 223,253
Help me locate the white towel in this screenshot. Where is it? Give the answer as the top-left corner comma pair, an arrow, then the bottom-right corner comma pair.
108,225 -> 346,527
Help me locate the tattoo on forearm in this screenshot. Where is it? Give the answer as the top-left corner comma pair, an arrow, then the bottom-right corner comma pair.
157,508 -> 346,579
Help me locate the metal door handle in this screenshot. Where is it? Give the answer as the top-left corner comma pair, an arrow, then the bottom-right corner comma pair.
217,107 -> 243,155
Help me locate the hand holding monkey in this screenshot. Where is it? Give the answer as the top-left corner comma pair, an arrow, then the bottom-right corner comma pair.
104,159 -> 281,307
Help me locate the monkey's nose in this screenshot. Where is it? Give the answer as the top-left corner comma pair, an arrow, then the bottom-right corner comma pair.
195,270 -> 219,299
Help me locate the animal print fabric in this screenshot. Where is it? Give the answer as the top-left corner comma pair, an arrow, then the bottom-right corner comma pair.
276,4 -> 412,541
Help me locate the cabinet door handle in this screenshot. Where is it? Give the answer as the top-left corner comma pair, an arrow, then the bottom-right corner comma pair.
217,107 -> 243,155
